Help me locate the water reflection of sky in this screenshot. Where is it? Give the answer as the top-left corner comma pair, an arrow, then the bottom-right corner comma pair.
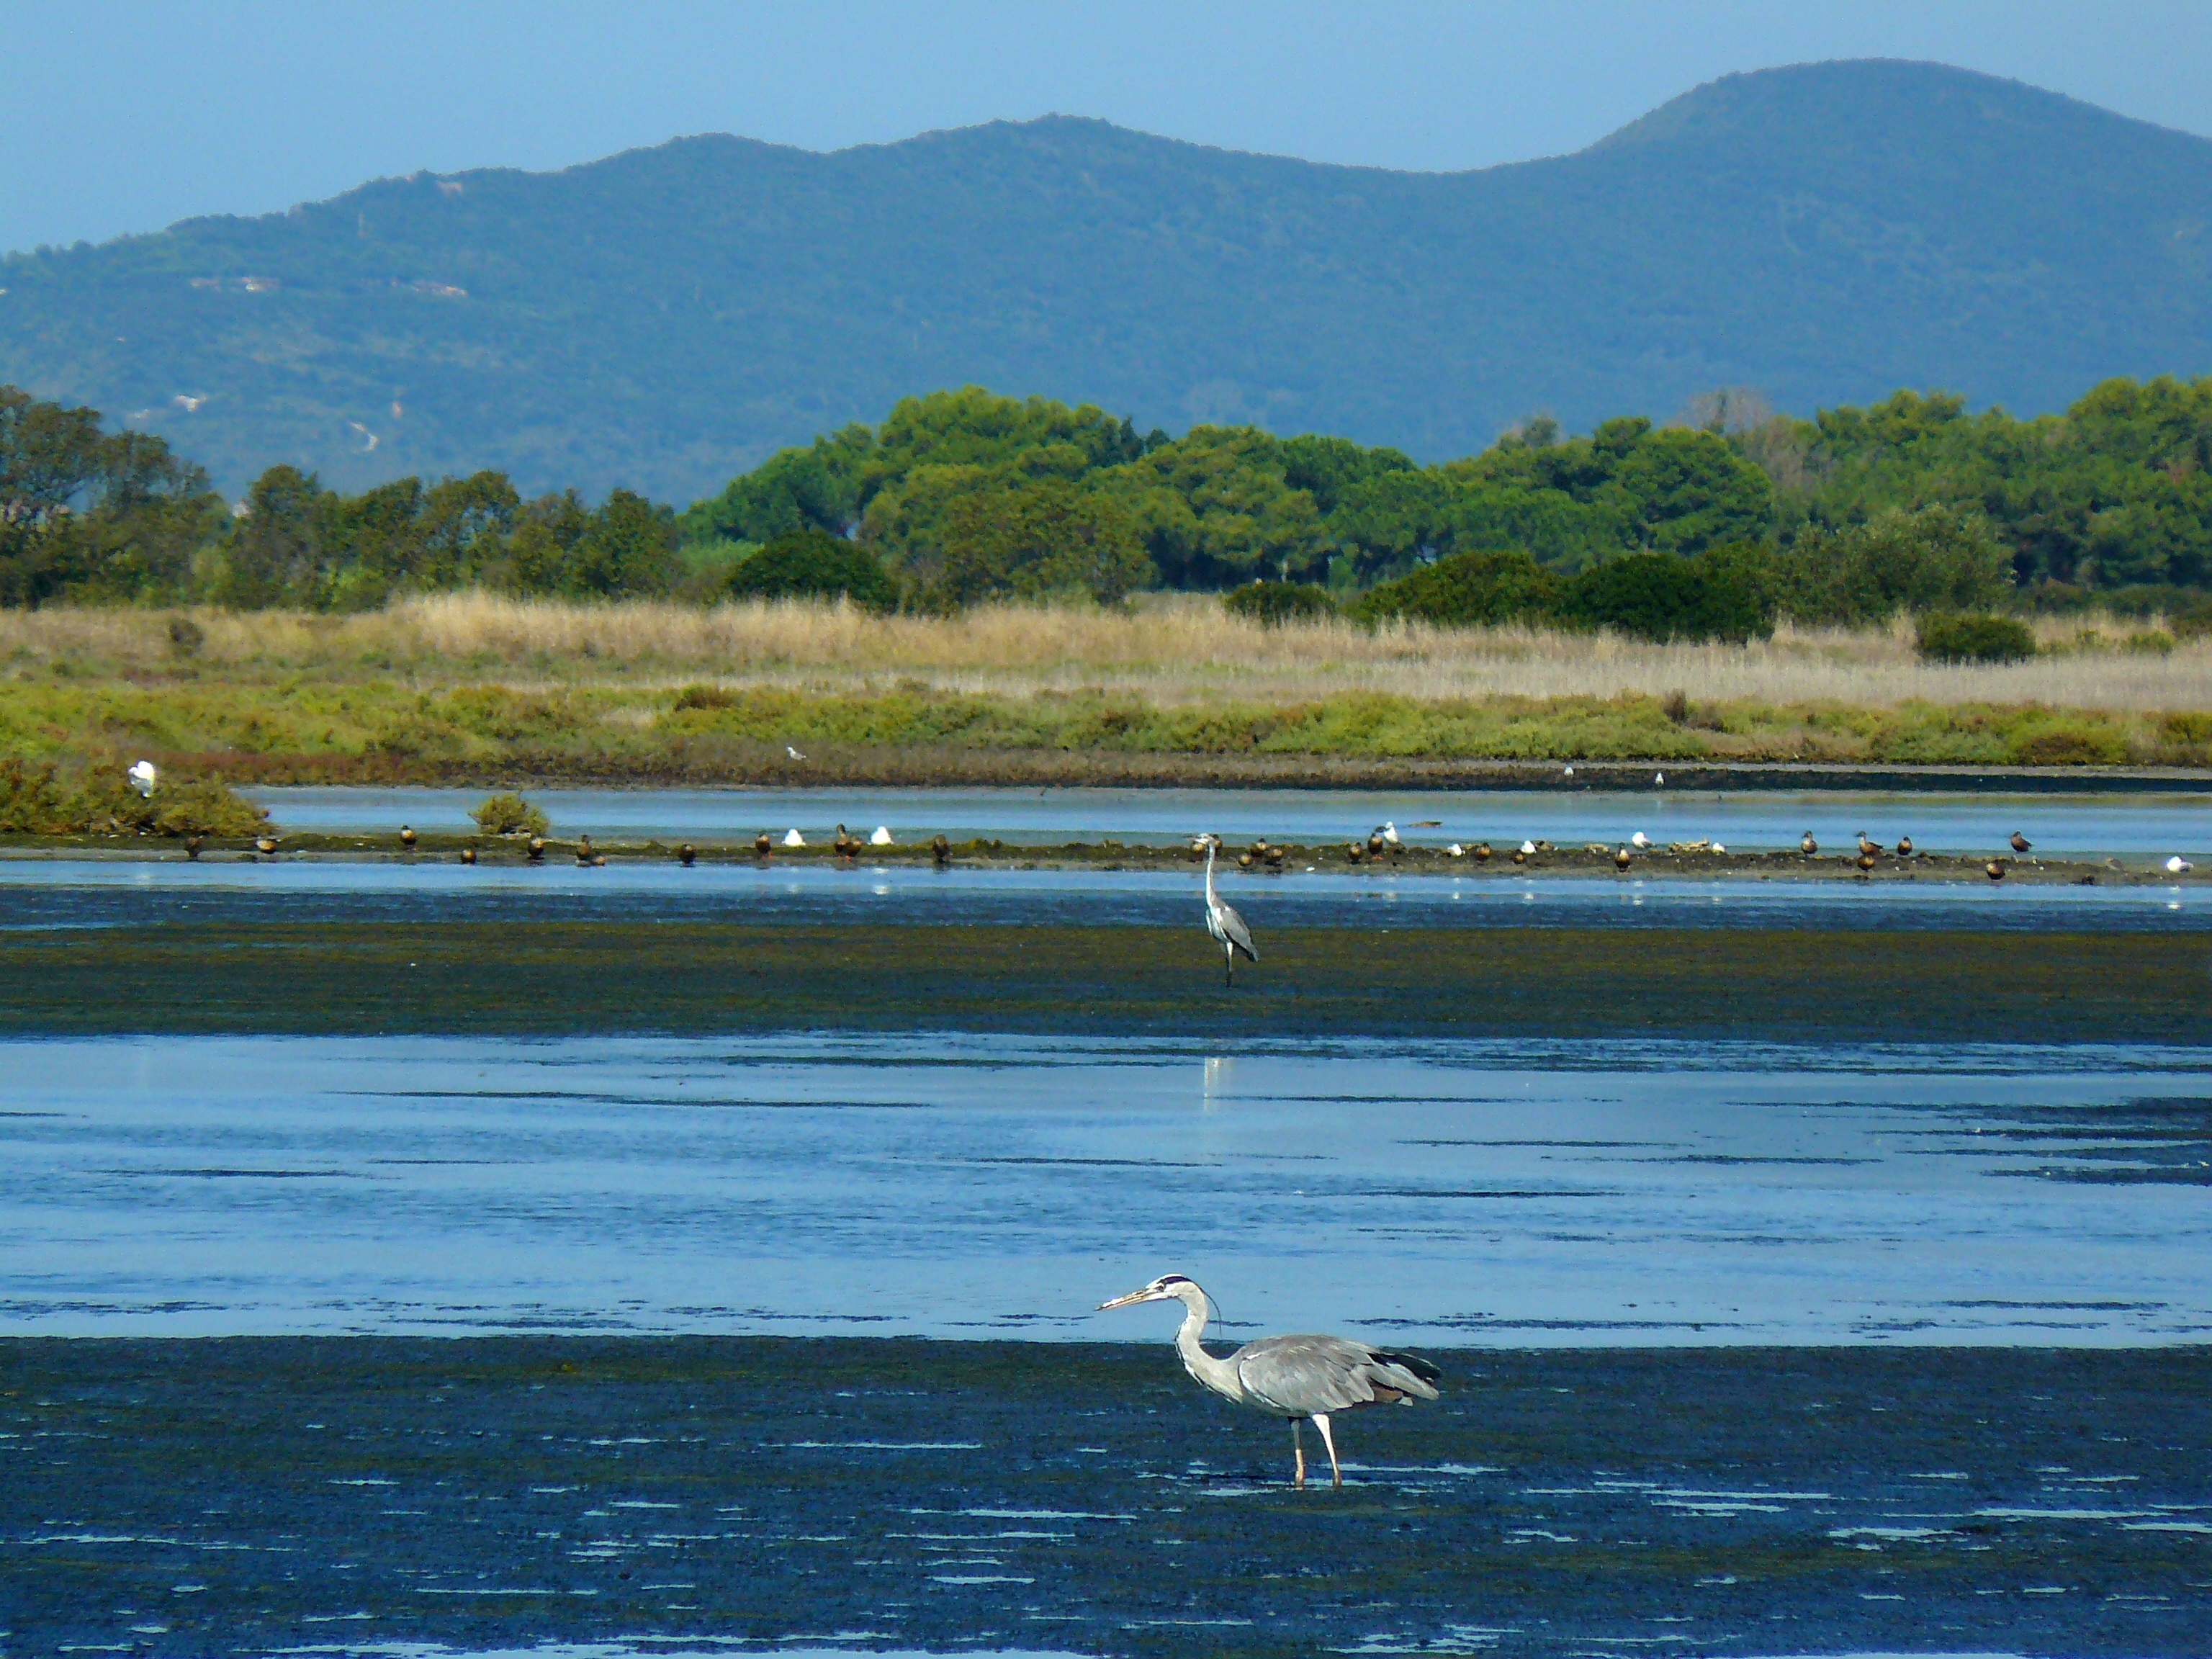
6,1033 -> 2205,1345
242,783 -> 2212,858
1,857 -> 2208,934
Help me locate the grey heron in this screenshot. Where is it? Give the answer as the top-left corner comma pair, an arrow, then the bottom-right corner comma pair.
1098,1274 -> 1440,1488
1198,835 -> 1256,984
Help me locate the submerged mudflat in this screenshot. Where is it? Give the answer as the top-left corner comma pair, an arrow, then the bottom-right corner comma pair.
1,914 -> 2203,1043
4,1338 -> 2208,1658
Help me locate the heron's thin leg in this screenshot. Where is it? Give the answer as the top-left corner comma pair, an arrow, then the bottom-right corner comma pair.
1314,1413 -> 1341,1488
1225,943 -> 1234,986
1290,1418 -> 1305,1488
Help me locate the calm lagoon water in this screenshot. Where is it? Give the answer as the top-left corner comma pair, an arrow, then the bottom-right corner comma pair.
245,783 -> 2212,858
5,1030 -> 2206,1344
3,854 -> 2208,935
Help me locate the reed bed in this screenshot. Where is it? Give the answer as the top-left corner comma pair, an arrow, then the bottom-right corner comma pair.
1,592 -> 2205,714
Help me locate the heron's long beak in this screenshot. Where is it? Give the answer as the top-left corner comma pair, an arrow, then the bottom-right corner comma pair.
1097,1287 -> 1159,1311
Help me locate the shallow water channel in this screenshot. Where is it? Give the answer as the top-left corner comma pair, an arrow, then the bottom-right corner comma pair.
4,1030 -> 2209,1345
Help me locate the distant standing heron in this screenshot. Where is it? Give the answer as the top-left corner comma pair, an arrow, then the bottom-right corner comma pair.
1098,1274 -> 1441,1488
1197,835 -> 1256,985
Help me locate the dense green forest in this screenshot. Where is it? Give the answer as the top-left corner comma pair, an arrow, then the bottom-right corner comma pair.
5,375 -> 2211,639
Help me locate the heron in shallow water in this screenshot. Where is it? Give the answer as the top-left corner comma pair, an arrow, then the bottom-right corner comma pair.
1098,1274 -> 1441,1488
1197,835 -> 1256,985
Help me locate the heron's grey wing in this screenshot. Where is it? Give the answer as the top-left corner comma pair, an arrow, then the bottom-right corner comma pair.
1231,1334 -> 1439,1416
1215,900 -> 1256,962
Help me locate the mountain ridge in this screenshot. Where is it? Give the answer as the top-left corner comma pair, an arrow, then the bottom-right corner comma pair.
4,58 -> 2209,501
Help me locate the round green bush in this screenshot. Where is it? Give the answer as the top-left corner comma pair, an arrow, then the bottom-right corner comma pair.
725,528 -> 895,611
472,792 -> 550,837
1568,552 -> 1767,644
1222,581 -> 1336,625
1915,612 -> 2037,664
1352,549 -> 1565,629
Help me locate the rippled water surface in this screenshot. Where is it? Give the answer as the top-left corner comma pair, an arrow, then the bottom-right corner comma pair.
6,1031 -> 2207,1344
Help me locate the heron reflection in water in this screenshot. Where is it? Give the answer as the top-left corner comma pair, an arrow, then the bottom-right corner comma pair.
1099,1274 -> 1441,1488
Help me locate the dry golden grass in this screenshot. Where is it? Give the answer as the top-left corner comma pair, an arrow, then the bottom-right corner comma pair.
1,592 -> 2205,712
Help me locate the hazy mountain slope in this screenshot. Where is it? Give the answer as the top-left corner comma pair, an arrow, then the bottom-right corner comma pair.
2,58 -> 2208,501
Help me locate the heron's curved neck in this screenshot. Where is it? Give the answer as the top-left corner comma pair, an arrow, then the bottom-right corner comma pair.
1203,844 -> 1218,905
1172,1288 -> 1244,1401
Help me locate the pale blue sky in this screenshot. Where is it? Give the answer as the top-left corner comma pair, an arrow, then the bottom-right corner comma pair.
6,0 -> 2208,256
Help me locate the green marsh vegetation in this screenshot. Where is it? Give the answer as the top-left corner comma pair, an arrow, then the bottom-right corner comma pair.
4,378 -> 2210,793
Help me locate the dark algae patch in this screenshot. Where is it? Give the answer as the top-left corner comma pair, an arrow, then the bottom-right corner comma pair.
0,922 -> 2204,1042
3,1339 -> 2208,1656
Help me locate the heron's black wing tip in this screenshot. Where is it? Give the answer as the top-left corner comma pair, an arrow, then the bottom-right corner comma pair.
1374,1348 -> 1443,1386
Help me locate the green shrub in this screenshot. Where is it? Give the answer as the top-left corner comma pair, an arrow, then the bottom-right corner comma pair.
1568,552 -> 1770,644
0,757 -> 266,837
472,791 -> 549,837
1915,612 -> 2038,664
1353,549 -> 1567,628
2123,629 -> 2176,655
724,529 -> 896,612
1222,581 -> 1336,625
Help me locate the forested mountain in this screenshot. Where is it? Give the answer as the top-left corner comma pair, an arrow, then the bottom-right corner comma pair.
3,59 -> 2211,502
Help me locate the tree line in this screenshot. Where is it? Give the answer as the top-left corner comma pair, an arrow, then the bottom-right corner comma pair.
5,376 -> 2210,633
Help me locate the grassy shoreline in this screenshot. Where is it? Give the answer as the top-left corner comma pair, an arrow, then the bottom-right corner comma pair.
4,595 -> 2209,793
